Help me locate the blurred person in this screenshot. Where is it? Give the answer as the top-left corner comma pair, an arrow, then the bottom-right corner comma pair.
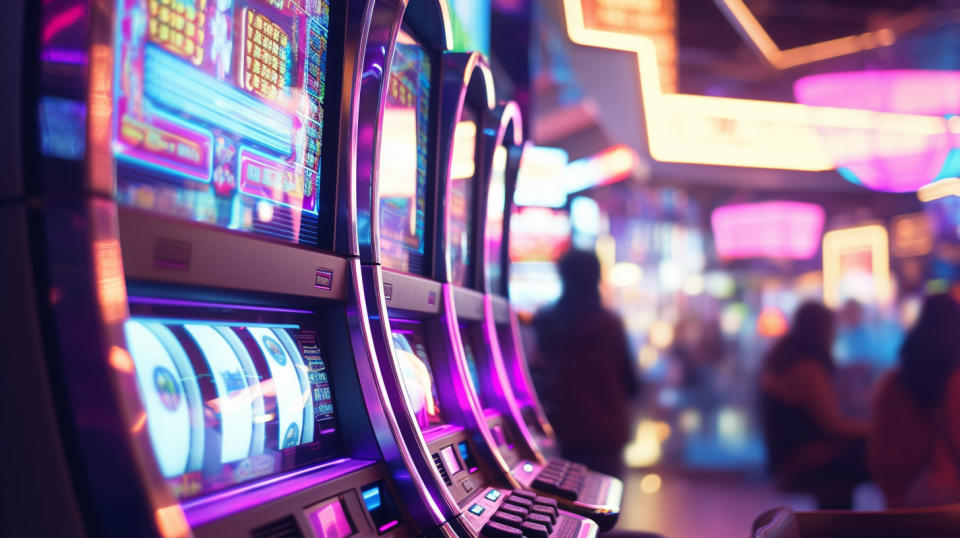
869,294 -> 960,508
532,249 -> 638,478
759,301 -> 869,509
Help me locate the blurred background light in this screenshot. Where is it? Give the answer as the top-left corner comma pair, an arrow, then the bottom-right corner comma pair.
711,201 -> 826,260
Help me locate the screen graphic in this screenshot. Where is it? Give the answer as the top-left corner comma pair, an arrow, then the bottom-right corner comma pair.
484,145 -> 508,294
448,106 -> 478,287
378,29 -> 432,274
390,321 -> 444,429
113,0 -> 330,245
125,316 -> 339,501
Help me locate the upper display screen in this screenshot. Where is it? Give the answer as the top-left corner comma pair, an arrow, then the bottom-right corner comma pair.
390,320 -> 444,429
113,0 -> 330,245
123,310 -> 339,501
484,145 -> 508,295
378,29 -> 432,274
447,105 -> 478,287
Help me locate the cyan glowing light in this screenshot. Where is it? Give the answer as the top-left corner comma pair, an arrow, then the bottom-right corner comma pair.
795,70 -> 960,192
361,485 -> 382,511
144,45 -> 295,156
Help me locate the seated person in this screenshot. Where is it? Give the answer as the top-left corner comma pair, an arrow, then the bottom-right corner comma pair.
759,302 -> 869,509
869,294 -> 960,508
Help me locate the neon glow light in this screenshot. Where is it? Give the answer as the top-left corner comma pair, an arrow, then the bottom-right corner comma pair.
918,177 -> 960,202
714,0 -> 898,69
822,224 -> 892,308
711,201 -> 825,260
795,71 -> 960,192
564,144 -> 642,193
563,0 -> 953,171
513,146 -> 569,208
143,46 -> 295,156
116,108 -> 215,183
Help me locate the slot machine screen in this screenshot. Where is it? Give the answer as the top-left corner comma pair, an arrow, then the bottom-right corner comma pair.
123,309 -> 340,501
112,0 -> 330,245
448,106 -> 478,287
390,319 -> 445,429
484,144 -> 508,294
459,325 -> 490,409
378,29 -> 432,274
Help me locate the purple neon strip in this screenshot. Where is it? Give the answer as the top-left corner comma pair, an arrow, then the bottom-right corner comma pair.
320,428 -> 337,435
183,458 -> 373,527
127,296 -> 313,314
41,48 -> 87,65
378,520 -> 400,533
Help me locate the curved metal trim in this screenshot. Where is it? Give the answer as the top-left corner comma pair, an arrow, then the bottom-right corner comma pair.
434,52 -> 496,284
505,304 -> 557,440
478,102 -> 523,296
440,283 -> 520,482
354,0 -> 408,263
348,259 -> 459,531
480,294 -> 545,463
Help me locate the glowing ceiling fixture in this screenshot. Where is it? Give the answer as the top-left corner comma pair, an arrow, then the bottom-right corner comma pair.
711,201 -> 825,260
562,0 -> 951,172
918,177 -> 960,202
795,71 -> 960,192
714,0 -> 897,69
822,224 -> 891,308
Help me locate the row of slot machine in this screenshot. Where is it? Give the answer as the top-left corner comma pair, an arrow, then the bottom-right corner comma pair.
1,1 -> 623,537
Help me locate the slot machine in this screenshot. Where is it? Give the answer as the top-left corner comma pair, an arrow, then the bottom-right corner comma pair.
476,106 -> 623,530
3,0 -> 461,536
352,1 -> 600,534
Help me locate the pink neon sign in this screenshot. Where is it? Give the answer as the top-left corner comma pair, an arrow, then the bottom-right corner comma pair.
711,201 -> 825,260
795,70 -> 960,193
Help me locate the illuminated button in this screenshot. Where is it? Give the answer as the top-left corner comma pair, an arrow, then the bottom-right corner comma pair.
522,463 -> 535,473
485,489 -> 501,501
468,503 -> 485,516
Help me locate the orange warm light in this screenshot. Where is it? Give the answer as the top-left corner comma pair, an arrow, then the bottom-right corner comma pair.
562,0 -> 950,171
756,307 -> 788,338
714,0 -> 896,69
822,225 -> 892,308
154,505 -> 190,538
109,346 -> 136,374
93,239 -> 128,323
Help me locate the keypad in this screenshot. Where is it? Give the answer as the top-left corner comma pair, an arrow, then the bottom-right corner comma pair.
481,489 -> 574,537
531,459 -> 587,501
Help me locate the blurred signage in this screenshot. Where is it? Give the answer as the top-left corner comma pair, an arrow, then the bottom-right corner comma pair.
580,0 -> 676,92
891,212 -> 933,258
711,201 -> 826,260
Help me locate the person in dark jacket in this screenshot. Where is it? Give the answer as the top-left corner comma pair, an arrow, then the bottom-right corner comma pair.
532,249 -> 638,478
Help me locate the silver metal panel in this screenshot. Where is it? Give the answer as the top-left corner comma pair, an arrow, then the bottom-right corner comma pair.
381,268 -> 443,314
118,208 -> 347,301
490,295 -> 510,324
452,286 -> 484,321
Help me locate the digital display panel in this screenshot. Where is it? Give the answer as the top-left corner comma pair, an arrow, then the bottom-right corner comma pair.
459,326 -> 490,409
124,313 -> 339,501
305,496 -> 354,538
378,29 -> 432,274
484,145 -> 508,294
448,106 -> 478,287
113,0 -> 330,245
390,319 -> 444,429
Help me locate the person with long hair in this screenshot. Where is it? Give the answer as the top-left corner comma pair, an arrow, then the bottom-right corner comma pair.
759,301 -> 869,509
869,294 -> 960,507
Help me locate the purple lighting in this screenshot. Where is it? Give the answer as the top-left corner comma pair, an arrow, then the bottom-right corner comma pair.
795,70 -> 960,193
711,201 -> 825,260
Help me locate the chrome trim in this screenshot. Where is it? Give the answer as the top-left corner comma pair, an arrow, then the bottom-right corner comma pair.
576,516 -> 601,538
479,102 -> 524,296
348,260 -> 458,531
435,52 -> 496,284
358,263 -> 465,525
506,303 -> 557,439
481,294 -> 545,463
441,283 -> 521,484
572,474 -> 624,515
355,0 -> 409,263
